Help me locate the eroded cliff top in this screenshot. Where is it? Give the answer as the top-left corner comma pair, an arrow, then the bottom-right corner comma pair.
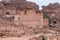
0,0 -> 39,10
41,3 -> 60,13
42,3 -> 60,10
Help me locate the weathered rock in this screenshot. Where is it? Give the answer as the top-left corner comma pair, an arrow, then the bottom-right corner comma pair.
1,0 -> 39,10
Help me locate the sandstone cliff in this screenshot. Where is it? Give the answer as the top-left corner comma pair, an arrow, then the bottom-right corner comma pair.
42,2 -> 60,33
0,0 -> 39,10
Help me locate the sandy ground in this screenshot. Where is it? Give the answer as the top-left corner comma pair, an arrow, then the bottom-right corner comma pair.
0,37 -> 29,40
0,34 -> 39,40
0,35 -> 34,40
0,36 -> 30,40
0,33 -> 52,40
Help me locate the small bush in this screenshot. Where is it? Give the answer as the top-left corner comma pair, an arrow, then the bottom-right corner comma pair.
43,14 -> 51,25
39,35 -> 47,40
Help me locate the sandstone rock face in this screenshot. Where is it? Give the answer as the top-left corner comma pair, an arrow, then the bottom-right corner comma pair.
2,0 -> 26,3
42,2 -> 60,15
41,3 -> 60,28
2,0 -> 39,10
0,0 -> 44,38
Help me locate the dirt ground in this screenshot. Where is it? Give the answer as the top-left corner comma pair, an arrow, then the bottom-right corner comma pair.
0,34 -> 41,40
0,35 -> 34,40
0,37 -> 29,40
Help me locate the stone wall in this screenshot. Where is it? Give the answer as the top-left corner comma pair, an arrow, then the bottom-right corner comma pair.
13,9 -> 43,28
0,4 -> 44,28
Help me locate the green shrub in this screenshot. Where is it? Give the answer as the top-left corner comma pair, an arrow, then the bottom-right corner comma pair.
39,35 -> 47,40
43,14 -> 51,24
